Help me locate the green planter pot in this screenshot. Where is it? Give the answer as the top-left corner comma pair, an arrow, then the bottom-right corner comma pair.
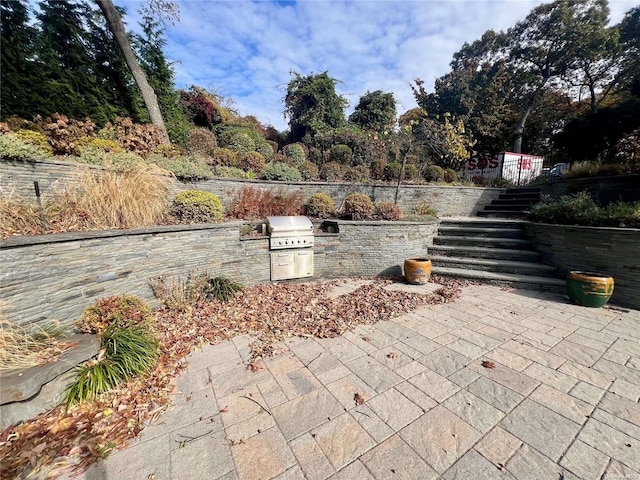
566,271 -> 614,308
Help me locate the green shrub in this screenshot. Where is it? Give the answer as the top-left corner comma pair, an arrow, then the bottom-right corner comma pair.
329,144 -> 352,164
529,193 -> 640,227
76,295 -> 152,337
219,130 -> 255,154
384,162 -> 402,181
412,202 -> 438,217
308,147 -> 323,164
186,127 -> 217,155
343,165 -> 370,183
213,166 -> 251,179
262,162 -> 302,181
15,130 -> 53,155
209,147 -> 238,167
150,154 -> 213,180
151,143 -> 186,158
78,149 -> 147,172
343,193 -> 374,220
370,158 -> 387,180
299,161 -> 319,180
0,132 -> 51,160
255,140 -> 275,161
403,164 -> 419,181
283,143 -> 306,165
375,201 -> 402,220
83,138 -> 122,154
444,168 -> 458,183
171,190 -> 224,223
563,162 -> 627,179
424,165 -> 445,182
306,193 -> 335,218
319,162 -> 342,181
238,151 -> 266,174
613,128 -> 640,171
202,276 -> 244,302
64,325 -> 159,407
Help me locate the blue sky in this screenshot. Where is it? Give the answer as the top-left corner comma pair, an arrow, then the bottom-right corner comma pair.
117,0 -> 637,132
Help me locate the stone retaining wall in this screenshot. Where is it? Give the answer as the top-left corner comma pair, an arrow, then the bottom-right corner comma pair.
525,222 -> 640,309
0,158 -> 500,216
1,220 -> 437,330
539,174 -> 640,205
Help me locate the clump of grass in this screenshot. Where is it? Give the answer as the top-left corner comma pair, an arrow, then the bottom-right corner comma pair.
203,276 -> 244,302
0,167 -> 170,237
64,325 -> 159,408
0,314 -> 66,370
151,271 -> 244,310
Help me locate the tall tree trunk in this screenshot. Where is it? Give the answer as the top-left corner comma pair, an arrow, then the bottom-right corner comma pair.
96,0 -> 169,143
512,97 -> 535,153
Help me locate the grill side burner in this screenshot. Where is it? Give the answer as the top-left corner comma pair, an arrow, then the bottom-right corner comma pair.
266,216 -> 314,280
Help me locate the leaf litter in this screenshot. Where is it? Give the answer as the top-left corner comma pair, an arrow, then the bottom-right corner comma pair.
0,275 -> 465,479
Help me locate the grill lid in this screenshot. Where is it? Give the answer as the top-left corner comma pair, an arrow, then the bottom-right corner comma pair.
266,216 -> 313,234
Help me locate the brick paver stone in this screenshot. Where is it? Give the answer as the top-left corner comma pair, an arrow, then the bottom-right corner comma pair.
360,434 -> 439,480
171,428 -> 234,480
549,340 -> 602,367
598,392 -> 640,427
231,427 -> 296,480
408,368 -> 460,402
288,433 -> 335,480
311,412 -> 376,471
218,385 -> 270,428
399,404 -> 481,473
523,362 -> 578,393
469,359 -> 540,396
484,348 -> 533,372
593,358 -> 640,385
328,460 -> 375,480
365,388 -> 423,431
443,449 -> 516,480
474,426 -> 522,467
275,368 -> 322,400
272,388 -> 344,441
559,360 -> 615,389
591,408 -> 640,443
568,381 -> 606,405
443,389 -> 505,434
500,399 -> 581,462
506,445 -> 579,480
418,347 -> 471,376
325,373 -> 377,410
351,404 -> 395,442
610,378 -> 640,402
559,440 -> 609,480
528,384 -> 593,425
345,356 -> 402,393
467,376 -> 524,414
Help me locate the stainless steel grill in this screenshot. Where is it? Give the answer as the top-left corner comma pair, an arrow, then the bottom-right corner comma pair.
266,216 -> 314,280
266,216 -> 314,250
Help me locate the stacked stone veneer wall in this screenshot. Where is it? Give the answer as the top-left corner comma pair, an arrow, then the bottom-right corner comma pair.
539,174 -> 640,205
1,220 -> 437,330
0,158 -> 500,217
525,223 -> 640,310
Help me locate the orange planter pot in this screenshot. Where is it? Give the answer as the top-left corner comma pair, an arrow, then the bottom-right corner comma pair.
404,258 -> 432,285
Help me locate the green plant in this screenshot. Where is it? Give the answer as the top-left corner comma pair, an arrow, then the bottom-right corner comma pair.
612,128 -> 640,171
171,190 -> 223,223
375,201 -> 402,220
77,296 -> 152,337
444,168 -> 458,183
202,276 -> 244,302
209,147 -> 238,167
64,325 -> 159,408
149,154 -> 213,180
299,161 -> 319,180
306,193 -> 335,218
238,151 -> 266,174
404,164 -> 418,181
78,149 -> 148,172
213,166 -> 250,179
319,162 -> 342,181
563,162 -> 628,179
282,143 -> 306,165
412,202 -> 438,217
329,144 -> 352,164
255,140 -> 275,161
0,318 -> 66,370
424,165 -> 445,182
151,144 -> 187,158
262,162 -> 302,181
529,193 -> 640,227
384,162 -> 402,181
0,133 -> 51,160
186,127 -> 218,155
343,193 -> 374,220
15,130 -> 53,155
219,130 -> 255,154
343,165 -> 370,183
370,158 -> 387,180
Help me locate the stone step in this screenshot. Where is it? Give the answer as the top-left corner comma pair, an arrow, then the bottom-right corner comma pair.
505,187 -> 541,194
439,218 -> 527,229
498,192 -> 540,201
433,235 -> 533,250
430,255 -> 557,276
484,203 -> 536,211
437,226 -> 527,239
429,244 -> 541,262
477,210 -> 529,219
432,266 -> 565,292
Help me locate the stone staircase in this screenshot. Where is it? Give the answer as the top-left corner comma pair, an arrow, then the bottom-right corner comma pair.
477,187 -> 541,218
430,217 -> 565,292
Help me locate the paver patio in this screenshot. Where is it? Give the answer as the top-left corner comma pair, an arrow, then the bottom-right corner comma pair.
60,283 -> 640,480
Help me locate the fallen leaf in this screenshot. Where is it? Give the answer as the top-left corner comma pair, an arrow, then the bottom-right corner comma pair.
354,393 -> 365,406
219,408 -> 229,414
481,360 -> 496,369
386,352 -> 398,359
361,336 -> 372,342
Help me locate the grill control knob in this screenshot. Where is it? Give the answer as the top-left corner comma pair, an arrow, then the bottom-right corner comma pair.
285,240 -> 289,244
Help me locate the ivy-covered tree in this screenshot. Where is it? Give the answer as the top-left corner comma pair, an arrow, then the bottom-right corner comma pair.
135,14 -> 190,144
348,90 -> 396,134
284,71 -> 348,143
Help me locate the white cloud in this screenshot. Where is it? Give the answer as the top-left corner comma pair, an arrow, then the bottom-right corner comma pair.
117,0 -> 638,131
